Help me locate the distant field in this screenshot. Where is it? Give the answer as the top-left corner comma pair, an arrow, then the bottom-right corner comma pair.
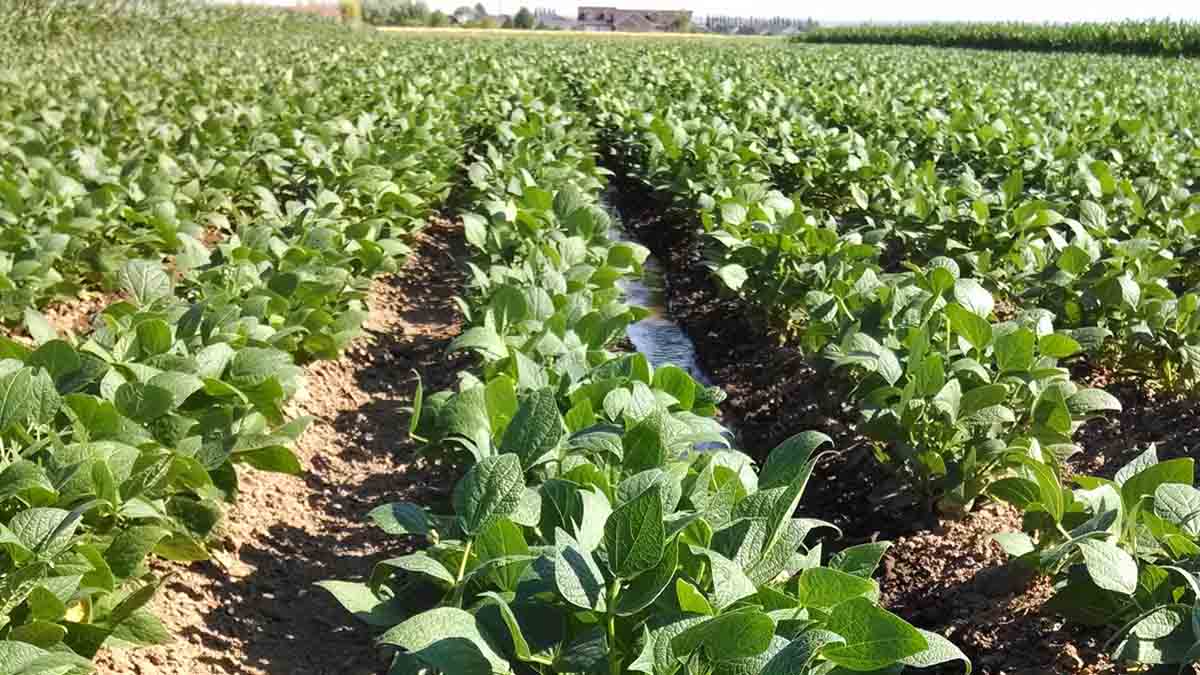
378,25 -> 748,38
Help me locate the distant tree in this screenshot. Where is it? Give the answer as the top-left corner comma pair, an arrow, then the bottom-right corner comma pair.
501,16 -> 514,28
668,14 -> 691,32
339,0 -> 362,22
477,15 -> 498,28
453,4 -> 474,20
428,9 -> 449,26
361,0 -> 430,26
513,6 -> 534,29
474,2 -> 488,17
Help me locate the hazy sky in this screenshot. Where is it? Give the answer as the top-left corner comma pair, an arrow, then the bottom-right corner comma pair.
435,0 -> 1200,21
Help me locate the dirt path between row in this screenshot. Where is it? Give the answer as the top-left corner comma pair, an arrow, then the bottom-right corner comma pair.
98,220 -> 467,675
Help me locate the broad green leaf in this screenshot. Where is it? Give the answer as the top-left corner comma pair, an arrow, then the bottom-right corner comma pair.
761,630 -> 846,675
315,581 -> 405,627
994,328 -> 1035,373
675,578 -> 714,615
605,484 -> 665,579
900,629 -> 972,673
797,567 -> 878,608
377,607 -> 511,675
499,389 -> 563,469
120,260 -> 172,306
1038,333 -> 1082,359
1066,388 -> 1122,417
1154,484 -> 1200,536
945,304 -> 992,352
689,546 -> 756,610
953,279 -> 993,318
615,537 -> 679,615
368,502 -> 433,536
671,608 -> 776,661
453,454 -> 524,537
554,528 -> 606,612
828,542 -> 891,578
821,597 -> 927,671
1077,539 -> 1138,595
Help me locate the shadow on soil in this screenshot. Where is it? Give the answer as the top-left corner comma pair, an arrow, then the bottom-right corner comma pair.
182,221 -> 469,674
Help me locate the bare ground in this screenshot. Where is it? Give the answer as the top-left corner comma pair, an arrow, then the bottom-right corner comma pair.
97,220 -> 467,675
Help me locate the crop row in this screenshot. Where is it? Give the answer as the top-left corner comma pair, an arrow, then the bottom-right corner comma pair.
322,48 -> 976,675
793,20 -> 1200,57
0,7 -> 473,669
570,38 -> 1200,665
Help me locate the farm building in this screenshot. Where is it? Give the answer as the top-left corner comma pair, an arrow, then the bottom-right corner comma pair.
576,6 -> 691,32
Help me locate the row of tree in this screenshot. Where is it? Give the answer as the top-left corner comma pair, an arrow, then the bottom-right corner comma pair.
704,15 -> 819,35
354,0 -> 541,29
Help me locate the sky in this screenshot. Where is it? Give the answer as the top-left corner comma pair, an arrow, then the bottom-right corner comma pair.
426,0 -> 1200,22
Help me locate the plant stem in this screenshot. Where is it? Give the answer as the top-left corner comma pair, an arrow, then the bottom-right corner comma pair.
607,578 -> 621,675
456,539 -> 474,584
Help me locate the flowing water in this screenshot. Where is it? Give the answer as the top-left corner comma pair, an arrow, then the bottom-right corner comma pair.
603,197 -> 712,386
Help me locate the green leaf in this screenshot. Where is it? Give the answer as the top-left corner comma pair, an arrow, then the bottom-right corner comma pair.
797,567 -> 878,608
232,445 -> 301,474
821,597 -> 927,670
499,389 -> 563,469
761,630 -> 846,675
1154,484 -> 1200,536
605,484 -> 665,579
1122,458 -> 1194,514
1077,539 -> 1138,595
105,526 -> 168,578
828,542 -> 891,578
652,365 -> 696,410
0,368 -> 35,432
953,279 -> 993,318
227,348 -> 292,389
9,508 -> 81,561
375,552 -> 456,587
1111,605 -> 1196,665
450,326 -> 509,361
473,519 -> 530,592
994,327 -> 1035,373
945,304 -> 992,352
616,538 -> 679,615
991,531 -> 1036,558
716,264 -> 749,291
760,431 -> 831,491
120,260 -> 172,306
675,578 -> 714,615
900,629 -> 972,673
23,309 -> 57,345
453,454 -> 524,537
462,213 -> 489,249
1038,333 -> 1082,359
689,546 -> 757,610
672,608 -> 776,661
377,607 -> 511,675
554,528 -> 606,611
721,202 -> 748,226
368,502 -> 433,536
1066,388 -> 1122,417
477,592 -> 546,665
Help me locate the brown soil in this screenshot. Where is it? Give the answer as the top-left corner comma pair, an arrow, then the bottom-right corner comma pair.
1071,364 -> 1200,478
43,291 -> 117,336
604,176 -> 1199,675
96,219 -> 468,675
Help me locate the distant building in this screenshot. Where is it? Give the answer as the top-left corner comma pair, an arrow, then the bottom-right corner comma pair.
576,6 -> 691,32
534,7 -> 577,29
